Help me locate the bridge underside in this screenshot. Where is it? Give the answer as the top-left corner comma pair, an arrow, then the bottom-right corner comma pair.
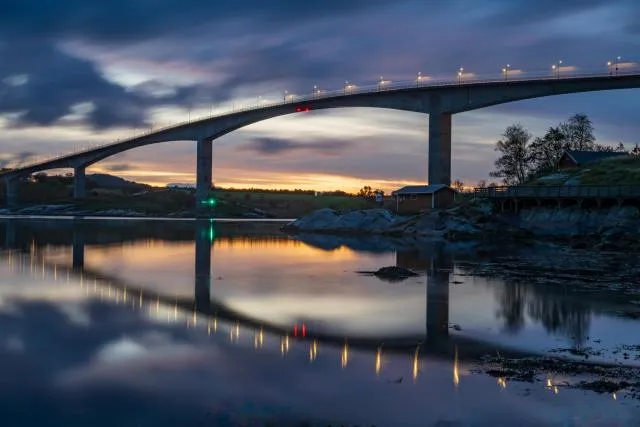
3,74 -> 640,208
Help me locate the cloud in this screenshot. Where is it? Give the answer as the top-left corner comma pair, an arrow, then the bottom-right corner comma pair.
240,137 -> 351,156
1,0 -> 640,185
103,163 -> 136,172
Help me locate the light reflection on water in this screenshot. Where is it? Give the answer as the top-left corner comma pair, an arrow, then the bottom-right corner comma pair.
0,219 -> 639,426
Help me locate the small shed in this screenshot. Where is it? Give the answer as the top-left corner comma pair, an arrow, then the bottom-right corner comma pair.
558,150 -> 627,169
391,184 -> 456,214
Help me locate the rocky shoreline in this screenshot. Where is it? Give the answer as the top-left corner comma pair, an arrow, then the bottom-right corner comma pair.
0,204 -> 273,219
283,202 -> 640,251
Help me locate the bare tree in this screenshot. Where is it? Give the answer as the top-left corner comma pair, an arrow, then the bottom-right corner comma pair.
490,124 -> 533,185
559,113 -> 595,151
452,179 -> 465,192
631,143 -> 640,157
477,180 -> 487,188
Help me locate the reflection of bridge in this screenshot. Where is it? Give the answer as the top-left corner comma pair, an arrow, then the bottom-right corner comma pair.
2,72 -> 640,207
0,219 -> 539,361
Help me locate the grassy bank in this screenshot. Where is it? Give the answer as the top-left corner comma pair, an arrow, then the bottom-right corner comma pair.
0,181 -> 375,218
530,155 -> 640,186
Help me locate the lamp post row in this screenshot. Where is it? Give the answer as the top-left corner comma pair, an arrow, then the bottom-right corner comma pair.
266,57 -> 627,107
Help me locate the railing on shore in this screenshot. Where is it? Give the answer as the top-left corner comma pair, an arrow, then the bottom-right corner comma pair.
474,185 -> 640,199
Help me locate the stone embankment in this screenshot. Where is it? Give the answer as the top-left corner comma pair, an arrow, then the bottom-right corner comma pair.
283,203 -> 640,250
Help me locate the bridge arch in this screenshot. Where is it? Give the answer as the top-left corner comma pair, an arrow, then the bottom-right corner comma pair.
2,73 -> 640,207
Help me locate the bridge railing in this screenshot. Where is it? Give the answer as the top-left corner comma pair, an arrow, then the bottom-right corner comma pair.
7,65 -> 640,172
475,185 -> 640,199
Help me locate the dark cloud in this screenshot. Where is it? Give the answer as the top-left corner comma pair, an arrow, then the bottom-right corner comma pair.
0,151 -> 38,168
241,137 -> 350,156
103,163 -> 136,172
0,43 -> 149,129
0,0 -> 393,42
0,1 -> 396,129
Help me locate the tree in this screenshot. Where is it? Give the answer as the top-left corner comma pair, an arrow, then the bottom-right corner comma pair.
559,113 -> 595,151
593,143 -> 614,152
615,142 -> 626,152
477,180 -> 487,188
490,124 -> 532,185
452,179 -> 465,192
358,185 -> 374,198
528,126 -> 565,176
631,143 -> 640,157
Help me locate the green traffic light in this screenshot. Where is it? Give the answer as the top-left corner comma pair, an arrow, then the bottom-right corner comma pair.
201,198 -> 217,207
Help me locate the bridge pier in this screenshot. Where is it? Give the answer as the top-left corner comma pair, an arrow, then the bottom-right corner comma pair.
72,229 -> 85,270
194,220 -> 212,311
73,166 -> 87,199
195,138 -> 213,210
426,254 -> 451,347
4,179 -> 19,208
428,112 -> 452,186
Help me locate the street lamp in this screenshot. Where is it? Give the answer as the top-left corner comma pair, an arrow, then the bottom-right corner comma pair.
344,80 -> 349,94
417,71 -> 422,87
607,61 -> 613,76
616,56 -> 621,75
502,64 -> 510,80
458,67 -> 464,84
313,85 -> 319,98
552,60 -> 562,78
284,90 -> 288,101
378,76 -> 384,91
257,96 -> 262,106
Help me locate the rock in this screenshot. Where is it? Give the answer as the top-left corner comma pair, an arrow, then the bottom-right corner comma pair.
373,266 -> 419,278
357,266 -> 419,282
283,208 -> 340,231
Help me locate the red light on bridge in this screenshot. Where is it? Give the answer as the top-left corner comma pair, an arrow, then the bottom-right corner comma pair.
293,322 -> 307,337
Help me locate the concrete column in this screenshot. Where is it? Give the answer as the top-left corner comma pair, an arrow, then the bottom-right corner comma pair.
5,179 -> 19,208
426,252 -> 452,347
195,138 -> 213,208
428,113 -> 452,186
194,220 -> 212,311
73,166 -> 87,199
72,229 -> 85,270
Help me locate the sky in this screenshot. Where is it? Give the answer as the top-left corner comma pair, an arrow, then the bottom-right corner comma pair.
1,0 -> 639,193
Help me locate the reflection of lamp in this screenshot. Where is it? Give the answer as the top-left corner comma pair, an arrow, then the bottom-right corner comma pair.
453,346 -> 460,386
375,346 -> 383,375
413,346 -> 420,382
341,343 -> 349,368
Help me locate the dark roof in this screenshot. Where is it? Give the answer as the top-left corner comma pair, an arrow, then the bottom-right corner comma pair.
564,150 -> 627,165
392,184 -> 452,195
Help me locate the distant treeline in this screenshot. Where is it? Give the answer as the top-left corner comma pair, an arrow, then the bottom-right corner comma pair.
214,187 -> 353,196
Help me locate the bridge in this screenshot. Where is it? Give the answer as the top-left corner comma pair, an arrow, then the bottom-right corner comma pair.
2,70 -> 640,208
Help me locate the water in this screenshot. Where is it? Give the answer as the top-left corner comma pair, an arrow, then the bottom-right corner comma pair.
1,218 -> 639,426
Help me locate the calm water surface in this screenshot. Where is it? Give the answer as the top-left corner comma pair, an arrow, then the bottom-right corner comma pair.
0,218 -> 639,426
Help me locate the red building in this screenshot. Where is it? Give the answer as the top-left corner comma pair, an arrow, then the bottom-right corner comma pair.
391,184 -> 456,214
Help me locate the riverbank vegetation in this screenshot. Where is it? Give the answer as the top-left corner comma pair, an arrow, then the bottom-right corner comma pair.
491,113 -> 640,185
0,174 -> 373,217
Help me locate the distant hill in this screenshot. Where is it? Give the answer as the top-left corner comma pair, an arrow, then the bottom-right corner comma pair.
88,174 -> 151,191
